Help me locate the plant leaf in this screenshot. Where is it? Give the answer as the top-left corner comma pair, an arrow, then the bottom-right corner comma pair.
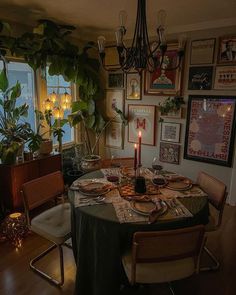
0,70 -> 8,92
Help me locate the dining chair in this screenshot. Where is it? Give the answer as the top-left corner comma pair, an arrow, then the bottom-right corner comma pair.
21,171 -> 71,286
122,225 -> 205,293
101,157 -> 134,168
197,171 -> 227,271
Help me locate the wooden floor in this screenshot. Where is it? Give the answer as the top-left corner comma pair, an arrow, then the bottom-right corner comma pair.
0,204 -> 236,295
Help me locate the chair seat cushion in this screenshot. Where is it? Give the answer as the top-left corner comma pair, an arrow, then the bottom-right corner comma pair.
31,203 -> 71,245
122,251 -> 196,284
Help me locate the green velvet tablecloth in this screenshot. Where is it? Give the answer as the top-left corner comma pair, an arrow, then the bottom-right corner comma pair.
70,170 -> 209,295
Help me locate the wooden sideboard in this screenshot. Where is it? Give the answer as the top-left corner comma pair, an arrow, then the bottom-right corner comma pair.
0,153 -> 62,211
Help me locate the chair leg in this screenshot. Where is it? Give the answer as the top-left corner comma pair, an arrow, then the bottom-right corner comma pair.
168,282 -> 176,295
200,245 -> 220,271
30,244 -> 65,286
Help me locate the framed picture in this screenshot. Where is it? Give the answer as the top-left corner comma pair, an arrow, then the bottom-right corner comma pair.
161,122 -> 181,143
159,142 -> 180,164
218,36 -> 236,64
128,104 -> 156,146
106,90 -> 124,120
107,72 -> 124,89
214,65 -> 236,90
105,121 -> 124,149
190,38 -> 215,65
184,95 -> 236,167
144,43 -> 182,96
188,66 -> 213,90
104,45 -> 120,68
126,72 -> 141,100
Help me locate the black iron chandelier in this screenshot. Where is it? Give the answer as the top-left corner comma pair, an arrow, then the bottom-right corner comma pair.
97,0 -> 185,74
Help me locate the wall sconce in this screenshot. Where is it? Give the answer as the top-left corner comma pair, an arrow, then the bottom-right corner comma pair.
1,212 -> 29,248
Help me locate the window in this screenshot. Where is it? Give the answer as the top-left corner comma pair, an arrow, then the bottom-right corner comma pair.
0,60 -> 36,131
46,68 -> 75,145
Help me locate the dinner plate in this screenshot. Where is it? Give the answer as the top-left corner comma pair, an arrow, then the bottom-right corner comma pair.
152,177 -> 168,187
130,200 -> 157,216
166,180 -> 192,191
74,182 -> 110,196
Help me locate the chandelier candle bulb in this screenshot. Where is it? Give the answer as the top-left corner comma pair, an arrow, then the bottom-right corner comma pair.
138,131 -> 142,166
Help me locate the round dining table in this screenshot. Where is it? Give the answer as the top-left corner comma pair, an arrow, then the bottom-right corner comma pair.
70,170 -> 209,295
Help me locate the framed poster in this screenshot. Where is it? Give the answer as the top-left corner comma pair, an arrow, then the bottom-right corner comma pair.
190,39 -> 215,65
188,66 -> 213,90
184,95 -> 236,167
159,142 -> 180,164
144,43 -> 182,96
161,122 -> 181,143
126,72 -> 141,100
105,121 -> 124,149
218,36 -> 236,64
106,90 -> 124,120
107,72 -> 124,89
128,104 -> 156,146
104,45 -> 120,68
214,65 -> 236,90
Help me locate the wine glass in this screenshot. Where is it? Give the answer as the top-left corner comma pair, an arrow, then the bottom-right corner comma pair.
152,157 -> 163,175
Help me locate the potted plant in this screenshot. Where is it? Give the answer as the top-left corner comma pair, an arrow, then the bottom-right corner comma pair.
0,56 -> 32,164
69,100 -> 127,172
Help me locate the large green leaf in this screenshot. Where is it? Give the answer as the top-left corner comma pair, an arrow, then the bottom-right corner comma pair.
87,99 -> 95,115
10,81 -> 21,100
85,115 -> 95,129
0,70 -> 8,92
71,101 -> 88,113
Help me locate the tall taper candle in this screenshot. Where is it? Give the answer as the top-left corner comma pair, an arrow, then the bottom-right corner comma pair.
134,144 -> 137,170
138,131 -> 142,165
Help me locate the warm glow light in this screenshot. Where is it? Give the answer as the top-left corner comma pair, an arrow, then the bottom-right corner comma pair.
53,107 -> 64,119
138,131 -> 142,137
134,143 -> 137,149
49,91 -> 57,103
9,213 -> 22,219
43,98 -> 53,111
61,92 -> 72,103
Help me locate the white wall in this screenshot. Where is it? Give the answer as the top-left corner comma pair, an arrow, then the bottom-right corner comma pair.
103,26 -> 236,205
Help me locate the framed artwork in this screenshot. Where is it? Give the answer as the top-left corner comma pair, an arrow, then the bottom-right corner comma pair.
161,122 -> 181,143
104,45 -> 120,68
184,95 -> 236,167
126,72 -> 141,100
105,121 -> 124,149
159,142 -> 180,164
218,36 -> 236,64
188,66 -> 213,90
106,90 -> 124,120
107,72 -> 124,89
128,104 -> 156,146
214,65 -> 236,90
144,43 -> 182,96
190,38 -> 215,65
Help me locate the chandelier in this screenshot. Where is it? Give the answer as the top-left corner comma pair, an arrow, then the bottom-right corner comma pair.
97,0 -> 185,73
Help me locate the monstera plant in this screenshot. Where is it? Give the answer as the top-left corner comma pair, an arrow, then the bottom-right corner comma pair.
0,57 -> 32,164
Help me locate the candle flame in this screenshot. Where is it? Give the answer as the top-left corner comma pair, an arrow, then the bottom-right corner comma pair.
134,144 -> 137,148
138,131 -> 142,137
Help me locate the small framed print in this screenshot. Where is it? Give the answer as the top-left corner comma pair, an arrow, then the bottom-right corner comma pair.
144,42 -> 183,96
218,36 -> 236,64
126,72 -> 141,100
214,65 -> 236,90
128,104 -> 156,146
105,121 -> 124,149
106,90 -> 124,120
159,142 -> 180,165
104,45 -> 120,68
161,122 -> 181,143
188,66 -> 213,90
190,39 -> 215,65
107,72 -> 124,89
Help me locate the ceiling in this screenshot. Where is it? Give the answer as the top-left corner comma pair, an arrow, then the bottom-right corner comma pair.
0,0 -> 236,41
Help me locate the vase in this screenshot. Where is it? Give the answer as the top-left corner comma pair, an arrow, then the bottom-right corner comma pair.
39,139 -> 53,155
80,155 -> 101,172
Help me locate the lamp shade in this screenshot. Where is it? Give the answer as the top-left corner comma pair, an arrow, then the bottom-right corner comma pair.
53,107 -> 64,119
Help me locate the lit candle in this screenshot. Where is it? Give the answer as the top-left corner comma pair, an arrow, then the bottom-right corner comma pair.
138,131 -> 142,166
134,144 -> 137,170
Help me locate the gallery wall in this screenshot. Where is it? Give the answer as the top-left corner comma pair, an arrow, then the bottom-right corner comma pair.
101,25 -> 236,205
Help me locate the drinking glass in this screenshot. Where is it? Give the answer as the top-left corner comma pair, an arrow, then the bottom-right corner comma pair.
152,157 -> 163,175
